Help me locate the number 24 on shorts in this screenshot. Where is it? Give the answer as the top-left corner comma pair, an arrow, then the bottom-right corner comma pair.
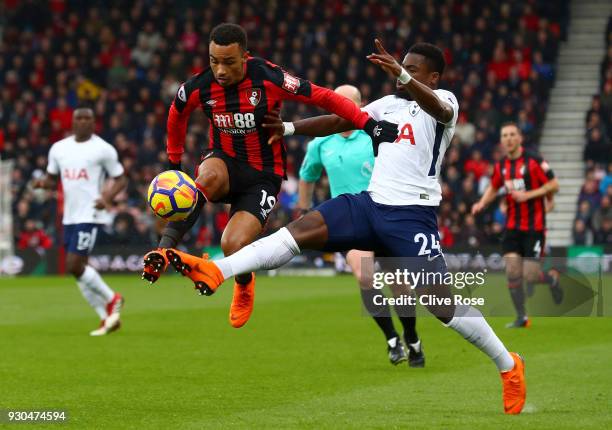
414,233 -> 441,257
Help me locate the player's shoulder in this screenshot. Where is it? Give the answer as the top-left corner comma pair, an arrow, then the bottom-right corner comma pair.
49,135 -> 74,154
523,149 -> 544,163
248,57 -> 284,82
434,88 -> 458,105
53,135 -> 75,146
182,68 -> 215,89
364,94 -> 404,111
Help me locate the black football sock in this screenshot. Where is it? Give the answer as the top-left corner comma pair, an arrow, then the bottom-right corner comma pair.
398,316 -> 419,345
235,272 -> 253,285
360,289 -> 399,341
158,191 -> 205,248
507,276 -> 526,319
392,299 -> 419,344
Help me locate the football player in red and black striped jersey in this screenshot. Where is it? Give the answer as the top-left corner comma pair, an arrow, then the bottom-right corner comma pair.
142,23 -> 398,328
472,122 -> 562,328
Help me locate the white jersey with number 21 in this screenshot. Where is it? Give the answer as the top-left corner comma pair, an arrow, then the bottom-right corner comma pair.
362,89 -> 458,206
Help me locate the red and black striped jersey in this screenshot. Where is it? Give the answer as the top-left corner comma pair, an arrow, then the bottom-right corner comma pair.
491,149 -> 555,232
166,56 -> 371,178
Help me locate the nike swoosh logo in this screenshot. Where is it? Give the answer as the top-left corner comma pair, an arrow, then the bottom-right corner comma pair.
427,254 -> 442,262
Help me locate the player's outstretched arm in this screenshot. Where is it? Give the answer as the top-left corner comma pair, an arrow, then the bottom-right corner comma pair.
367,39 -> 454,124
264,62 -> 398,145
262,109 -> 354,144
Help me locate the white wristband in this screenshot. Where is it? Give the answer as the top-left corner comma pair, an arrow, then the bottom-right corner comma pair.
398,68 -> 412,84
283,122 -> 295,136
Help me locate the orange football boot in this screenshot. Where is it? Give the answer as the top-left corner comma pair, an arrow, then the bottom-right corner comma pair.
500,352 -> 526,414
142,248 -> 169,283
229,273 -> 256,328
165,248 -> 225,296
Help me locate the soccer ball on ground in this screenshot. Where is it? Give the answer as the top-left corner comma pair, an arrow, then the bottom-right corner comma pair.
147,170 -> 198,221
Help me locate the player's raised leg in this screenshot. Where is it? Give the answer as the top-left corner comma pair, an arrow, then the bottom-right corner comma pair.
142,156 -> 230,283
166,193 -> 371,295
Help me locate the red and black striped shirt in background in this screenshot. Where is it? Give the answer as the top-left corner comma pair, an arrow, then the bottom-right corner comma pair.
491,150 -> 555,232
166,56 -> 371,178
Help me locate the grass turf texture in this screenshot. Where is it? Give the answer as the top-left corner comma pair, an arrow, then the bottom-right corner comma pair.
1,274 -> 610,429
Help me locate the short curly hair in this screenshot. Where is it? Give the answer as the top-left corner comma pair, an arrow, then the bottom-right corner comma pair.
209,23 -> 247,51
408,43 -> 445,75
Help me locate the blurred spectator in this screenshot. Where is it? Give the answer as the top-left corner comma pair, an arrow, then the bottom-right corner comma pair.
578,179 -> 602,211
463,150 -> 489,181
17,220 -> 53,252
572,218 -> 592,245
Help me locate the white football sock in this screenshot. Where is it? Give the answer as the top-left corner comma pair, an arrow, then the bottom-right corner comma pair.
409,340 -> 421,353
215,227 -> 300,280
76,280 -> 108,320
79,265 -> 115,302
387,337 -> 398,348
445,305 -> 515,372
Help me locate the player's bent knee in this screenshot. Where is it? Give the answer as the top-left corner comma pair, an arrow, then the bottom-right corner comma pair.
196,160 -> 229,200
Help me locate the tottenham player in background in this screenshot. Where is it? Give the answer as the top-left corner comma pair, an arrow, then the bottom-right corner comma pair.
297,84 -> 423,367
472,123 -> 561,328
34,108 -> 127,336
141,23 -> 397,330
163,40 -> 526,414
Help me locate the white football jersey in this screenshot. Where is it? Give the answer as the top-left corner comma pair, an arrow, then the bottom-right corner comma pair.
47,134 -> 124,225
362,89 -> 458,206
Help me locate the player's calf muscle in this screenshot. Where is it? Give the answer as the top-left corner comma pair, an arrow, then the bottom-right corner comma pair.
286,211 -> 328,249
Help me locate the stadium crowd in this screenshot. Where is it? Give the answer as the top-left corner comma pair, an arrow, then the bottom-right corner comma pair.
573,17 -> 612,246
0,0 -> 570,253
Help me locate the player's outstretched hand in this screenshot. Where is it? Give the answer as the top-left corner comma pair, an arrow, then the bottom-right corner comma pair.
367,39 -> 403,78
471,201 -> 485,215
363,118 -> 399,155
262,108 -> 284,145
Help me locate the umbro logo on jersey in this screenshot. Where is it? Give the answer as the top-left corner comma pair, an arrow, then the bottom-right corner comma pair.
206,99 -> 217,106
409,104 -> 420,116
177,85 -> 187,102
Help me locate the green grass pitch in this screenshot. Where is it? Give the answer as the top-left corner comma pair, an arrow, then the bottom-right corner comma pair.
1,274 -> 611,429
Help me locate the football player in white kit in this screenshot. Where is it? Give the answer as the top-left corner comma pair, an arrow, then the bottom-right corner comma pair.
162,41 -> 526,414
34,108 -> 127,336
